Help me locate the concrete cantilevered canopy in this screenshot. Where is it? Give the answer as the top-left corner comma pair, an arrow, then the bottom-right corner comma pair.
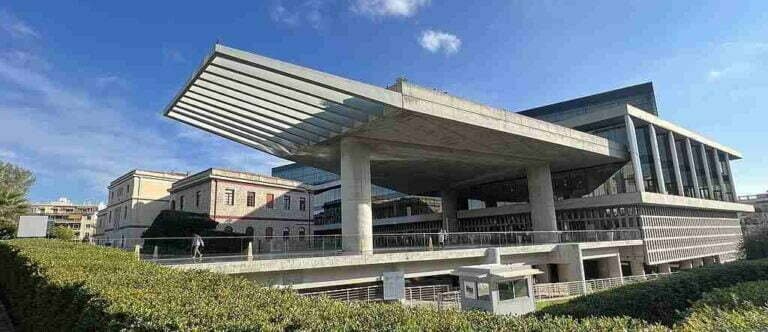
164,44 -> 628,195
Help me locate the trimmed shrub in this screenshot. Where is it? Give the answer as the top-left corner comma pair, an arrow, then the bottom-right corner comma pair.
690,280 -> 768,311
0,239 -> 665,331
676,304 -> 768,332
537,258 -> 768,326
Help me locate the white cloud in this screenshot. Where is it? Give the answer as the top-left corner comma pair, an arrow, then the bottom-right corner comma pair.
706,41 -> 768,82
0,10 -> 39,39
351,0 -> 429,18
418,29 -> 461,55
0,15 -> 281,201
270,0 -> 327,29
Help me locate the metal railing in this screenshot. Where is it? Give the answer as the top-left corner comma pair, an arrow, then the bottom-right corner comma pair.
301,284 -> 452,303
93,229 -> 641,263
302,285 -> 383,302
533,272 -> 674,300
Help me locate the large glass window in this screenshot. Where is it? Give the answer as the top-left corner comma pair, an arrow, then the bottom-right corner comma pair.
247,192 -> 255,207
498,279 -> 529,301
284,195 -> 291,210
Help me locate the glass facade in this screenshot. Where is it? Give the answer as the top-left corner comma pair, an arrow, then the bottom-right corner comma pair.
692,144 -> 710,199
675,139 -> 696,197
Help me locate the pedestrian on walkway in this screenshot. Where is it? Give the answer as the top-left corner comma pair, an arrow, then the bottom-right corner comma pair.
192,234 -> 204,262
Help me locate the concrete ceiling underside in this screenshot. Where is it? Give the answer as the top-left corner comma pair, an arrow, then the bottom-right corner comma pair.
165,44 -> 628,195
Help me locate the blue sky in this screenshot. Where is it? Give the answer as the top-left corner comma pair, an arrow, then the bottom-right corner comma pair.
1,0 -> 767,204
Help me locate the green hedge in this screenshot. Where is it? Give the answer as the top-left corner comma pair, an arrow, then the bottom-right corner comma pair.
674,281 -> 768,331
690,280 -> 768,311
0,239 -> 664,331
538,259 -> 768,326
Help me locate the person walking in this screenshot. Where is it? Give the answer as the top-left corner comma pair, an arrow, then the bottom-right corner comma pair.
438,228 -> 446,248
192,234 -> 204,262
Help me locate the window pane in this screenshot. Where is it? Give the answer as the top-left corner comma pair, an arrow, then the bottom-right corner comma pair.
463,281 -> 477,299
498,281 -> 515,301
477,282 -> 490,301
514,279 -> 529,298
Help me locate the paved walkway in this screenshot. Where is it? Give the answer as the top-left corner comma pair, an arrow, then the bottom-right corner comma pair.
0,300 -> 13,332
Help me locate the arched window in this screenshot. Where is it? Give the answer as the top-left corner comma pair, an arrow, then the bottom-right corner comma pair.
283,227 -> 290,240
245,227 -> 254,236
265,227 -> 273,240
170,200 -> 176,210
298,227 -> 306,239
223,225 -> 233,233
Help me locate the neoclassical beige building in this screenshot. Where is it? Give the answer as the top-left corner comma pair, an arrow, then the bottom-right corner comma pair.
168,168 -> 312,238
93,170 -> 188,243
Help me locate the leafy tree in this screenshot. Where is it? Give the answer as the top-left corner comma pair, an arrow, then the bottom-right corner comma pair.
51,226 -> 75,241
0,188 -> 29,224
0,162 -> 35,195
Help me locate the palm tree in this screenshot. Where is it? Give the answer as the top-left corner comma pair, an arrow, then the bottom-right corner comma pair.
0,188 -> 29,224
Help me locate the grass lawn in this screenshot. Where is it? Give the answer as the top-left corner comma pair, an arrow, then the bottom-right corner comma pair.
535,298 -> 572,310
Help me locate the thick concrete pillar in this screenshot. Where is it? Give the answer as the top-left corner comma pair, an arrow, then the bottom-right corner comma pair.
597,256 -> 623,279
624,115 -> 645,192
340,138 -> 373,253
648,125 -> 667,194
630,260 -> 645,276
667,132 -> 685,196
724,156 -> 737,201
527,164 -> 557,233
680,260 -> 693,270
557,244 -> 586,294
659,263 -> 671,274
699,144 -> 714,199
685,138 -> 701,198
712,149 -> 726,201
441,190 -> 458,232
534,264 -> 551,283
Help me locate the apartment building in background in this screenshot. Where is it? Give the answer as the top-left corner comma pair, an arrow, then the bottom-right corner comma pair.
168,168 -> 312,238
29,197 -> 99,240
93,170 -> 187,243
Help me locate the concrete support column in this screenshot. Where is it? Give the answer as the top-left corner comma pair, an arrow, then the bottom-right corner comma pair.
597,256 -> 623,279
680,260 -> 693,270
526,164 -> 557,234
624,115 -> 645,192
659,263 -> 672,274
692,258 -> 704,268
557,244 -> 586,294
441,190 -> 458,232
685,138 -> 701,198
667,132 -> 685,196
648,124 -> 667,194
534,264 -> 551,283
630,260 -> 645,276
340,138 -> 373,254
724,156 -> 737,201
699,144 -> 714,199
712,149 -> 726,201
